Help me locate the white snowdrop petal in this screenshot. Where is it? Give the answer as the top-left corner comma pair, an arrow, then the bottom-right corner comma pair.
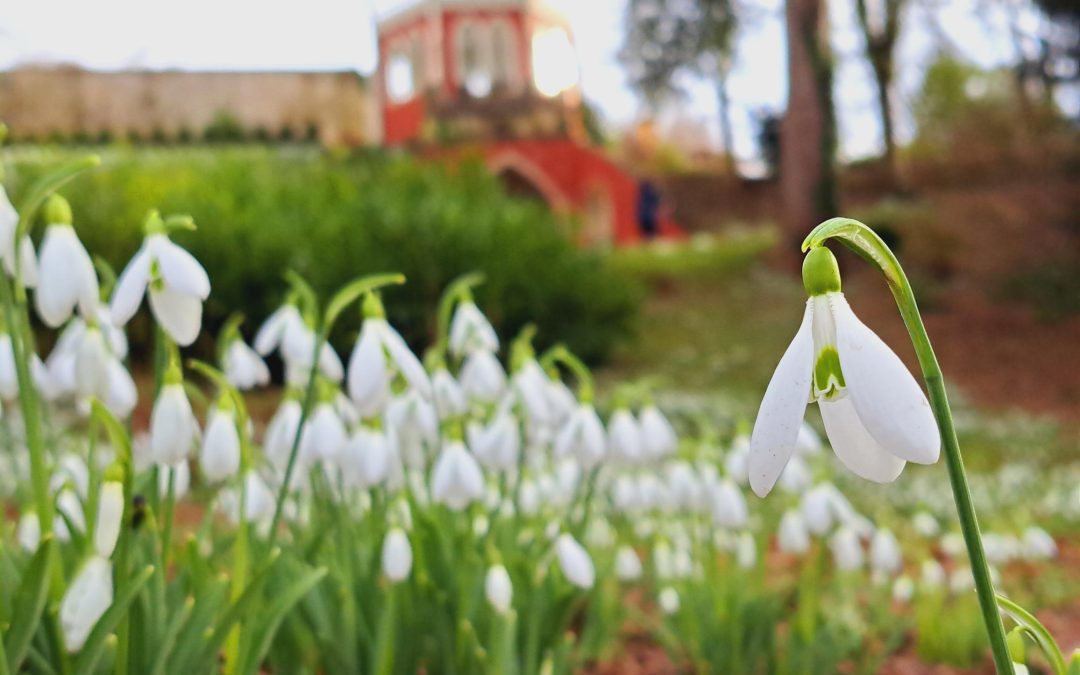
149,285 -> 203,346
748,302 -> 815,497
110,247 -> 151,326
382,528 -> 413,583
60,556 -> 113,652
378,322 -> 432,397
152,235 -> 211,299
347,323 -> 389,416
820,397 -> 906,483
17,236 -> 38,288
831,295 -> 940,464
94,482 -> 124,558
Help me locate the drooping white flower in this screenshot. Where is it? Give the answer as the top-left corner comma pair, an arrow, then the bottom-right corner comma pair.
159,460 -> 191,500
511,359 -> 554,428
778,510 -> 811,554
448,301 -> 499,357
544,378 -> 577,428
640,405 -> 677,459
0,185 -> 38,287
340,426 -> 393,489
105,359 -> 138,419
615,545 -> 643,581
710,479 -> 748,529
749,249 -> 940,496
736,531 -> 757,569
94,481 -> 124,558
430,440 -> 485,511
829,526 -> 864,572
224,338 -> 270,390
298,403 -> 347,465
243,471 -> 276,524
73,324 -> 110,399
431,368 -> 467,419
554,403 -> 606,469
60,556 -> 113,652
18,510 -> 41,552
264,398 -> 303,471
1021,526 -> 1057,560
921,558 -> 946,588
658,587 -> 680,614
607,408 -> 643,464
382,527 -> 413,583
386,390 -> 438,468
912,511 -> 941,538
777,455 -> 812,494
150,383 -> 198,466
199,407 -> 241,483
555,533 -> 595,590
347,316 -> 431,417
459,350 -> 506,403
870,528 -> 902,575
484,564 -> 513,614
892,575 -> 915,603
35,223 -> 98,327
0,332 -> 20,399
468,413 -> 521,472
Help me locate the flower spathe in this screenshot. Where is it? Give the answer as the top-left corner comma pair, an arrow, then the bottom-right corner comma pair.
749,247 -> 940,497
111,232 -> 211,347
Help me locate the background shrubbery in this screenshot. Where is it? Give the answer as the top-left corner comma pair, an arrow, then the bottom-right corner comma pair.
3,146 -> 640,363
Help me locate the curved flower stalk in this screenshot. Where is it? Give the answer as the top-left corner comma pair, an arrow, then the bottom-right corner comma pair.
749,216 -> 1014,673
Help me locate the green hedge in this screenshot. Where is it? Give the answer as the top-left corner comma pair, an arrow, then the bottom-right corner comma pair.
3,146 -> 640,363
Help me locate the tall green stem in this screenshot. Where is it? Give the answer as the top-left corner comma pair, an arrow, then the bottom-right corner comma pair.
803,218 -> 1012,674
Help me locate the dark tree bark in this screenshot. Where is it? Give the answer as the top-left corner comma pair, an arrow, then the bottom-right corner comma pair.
715,66 -> 737,174
781,0 -> 838,262
855,0 -> 903,181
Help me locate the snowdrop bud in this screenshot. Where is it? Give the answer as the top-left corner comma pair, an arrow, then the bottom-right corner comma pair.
18,510 -> 41,552
829,527 -> 863,572
921,559 -> 946,588
264,398 -> 303,471
1022,526 -> 1057,560
60,556 -> 113,652
778,510 -> 811,554
35,199 -> 98,328
658,587 -> 680,615
640,405 -> 677,459
607,409 -> 642,464
224,339 -> 270,390
449,301 -> 499,357
74,325 -> 110,399
460,350 -> 506,403
382,527 -> 413,583
892,575 -> 915,603
736,532 -> 757,569
485,564 -> 513,615
711,479 -> 748,529
432,369 -> 467,419
555,404 -> 606,469
94,480 -> 124,558
200,407 -> 242,483
555,534 -> 595,590
615,545 -> 643,581
870,528 -> 902,575
150,383 -> 198,466
431,441 -> 485,511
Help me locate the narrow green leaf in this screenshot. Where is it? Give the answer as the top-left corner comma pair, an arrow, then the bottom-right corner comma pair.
238,566 -> 327,675
72,564 -> 154,675
4,538 -> 55,673
997,594 -> 1067,675
148,595 -> 194,675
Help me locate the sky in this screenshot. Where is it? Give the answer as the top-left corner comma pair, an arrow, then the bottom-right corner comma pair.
0,0 -> 1062,161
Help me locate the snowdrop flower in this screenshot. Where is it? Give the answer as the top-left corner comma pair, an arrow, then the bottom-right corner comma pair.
554,403 -> 606,469
615,545 -> 643,581
73,324 -> 110,399
544,378 -> 577,428
35,196 -> 98,328
432,368 -> 467,419
912,511 -> 940,538
607,408 -> 643,464
18,510 -> 41,552
748,247 -> 939,496
224,338 -> 270,390
111,220 -> 210,346
449,300 -> 498,357
795,422 -> 823,455
243,472 -> 276,524
892,576 -> 915,603
777,454 -> 812,494
54,489 -> 86,542
459,350 -> 506,403
0,184 -> 38,286
94,480 -> 124,558
870,528 -> 902,575
199,405 -> 241,483
386,390 -> 439,468
468,413 -> 521,472
298,403 -> 347,465
555,533 -> 595,590
382,527 -> 413,583
640,405 -> 677,459
264,397 -> 303,471
60,556 -> 113,652
711,479 -> 748,529
724,442 -> 750,486
658,587 -> 680,615
1021,526 -> 1056,560
511,358 -> 555,430
778,510 -> 811,554
431,440 -> 485,511
159,460 -> 191,500
801,484 -> 838,535
105,359 -> 138,419
341,426 -> 393,489
830,526 -> 864,572
485,564 -> 513,615
150,380 -> 199,466
347,297 -> 431,417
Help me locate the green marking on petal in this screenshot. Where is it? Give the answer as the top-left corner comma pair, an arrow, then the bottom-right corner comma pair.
813,346 -> 846,400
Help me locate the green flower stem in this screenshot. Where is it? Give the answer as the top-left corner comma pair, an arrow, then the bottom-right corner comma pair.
803,218 -> 1013,674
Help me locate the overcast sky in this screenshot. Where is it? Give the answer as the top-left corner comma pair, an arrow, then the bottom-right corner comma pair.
0,0 -> 1060,160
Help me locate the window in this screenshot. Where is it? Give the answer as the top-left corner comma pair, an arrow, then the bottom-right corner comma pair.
491,20 -> 521,91
457,21 -> 494,98
386,50 -> 415,103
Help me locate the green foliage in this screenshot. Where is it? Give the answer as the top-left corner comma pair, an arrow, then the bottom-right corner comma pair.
4,146 -> 638,363
202,111 -> 246,143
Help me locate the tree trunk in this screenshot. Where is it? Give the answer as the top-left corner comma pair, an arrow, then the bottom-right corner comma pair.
870,50 -> 897,181
716,69 -> 737,175
781,0 -> 837,263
